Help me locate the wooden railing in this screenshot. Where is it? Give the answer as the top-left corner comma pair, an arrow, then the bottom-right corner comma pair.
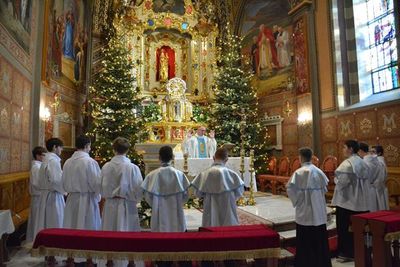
0,172 -> 30,228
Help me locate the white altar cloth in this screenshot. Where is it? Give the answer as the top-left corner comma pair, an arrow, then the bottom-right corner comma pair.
0,210 -> 15,236
174,157 -> 257,192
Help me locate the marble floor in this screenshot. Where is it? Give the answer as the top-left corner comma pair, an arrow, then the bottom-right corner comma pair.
6,195 -> 347,266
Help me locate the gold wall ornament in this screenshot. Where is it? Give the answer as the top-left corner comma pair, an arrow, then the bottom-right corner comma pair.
360,117 -> 372,134
283,100 -> 293,117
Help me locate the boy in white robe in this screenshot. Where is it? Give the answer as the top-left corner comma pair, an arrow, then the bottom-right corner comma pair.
192,148 -> 244,227
26,146 -> 46,242
371,145 -> 389,210
101,137 -> 143,232
182,126 -> 217,158
332,140 -> 370,262
142,145 -> 190,232
63,135 -> 101,230
358,142 -> 389,211
34,138 -> 65,238
286,147 -> 332,267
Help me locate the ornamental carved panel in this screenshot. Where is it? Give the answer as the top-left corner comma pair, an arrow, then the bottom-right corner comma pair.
337,115 -> 355,140
377,107 -> 400,138
355,111 -> 377,140
321,117 -> 337,142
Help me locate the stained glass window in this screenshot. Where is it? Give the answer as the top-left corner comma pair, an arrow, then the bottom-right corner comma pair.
353,0 -> 398,96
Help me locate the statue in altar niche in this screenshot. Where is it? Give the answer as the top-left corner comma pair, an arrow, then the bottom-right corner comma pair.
159,49 -> 169,82
156,46 -> 175,83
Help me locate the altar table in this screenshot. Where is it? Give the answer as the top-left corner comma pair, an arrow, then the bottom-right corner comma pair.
31,226 -> 279,265
174,157 -> 257,192
0,210 -> 15,267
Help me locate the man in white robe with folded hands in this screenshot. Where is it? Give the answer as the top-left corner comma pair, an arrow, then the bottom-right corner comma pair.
332,140 -> 370,263
63,135 -> 101,230
192,148 -> 244,227
286,147 -> 332,267
142,145 -> 190,232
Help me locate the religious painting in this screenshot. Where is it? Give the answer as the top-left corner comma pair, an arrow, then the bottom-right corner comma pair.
156,46 -> 176,82
0,0 -> 33,53
42,0 -> 89,89
240,0 -> 293,95
293,16 -> 310,95
153,0 -> 185,15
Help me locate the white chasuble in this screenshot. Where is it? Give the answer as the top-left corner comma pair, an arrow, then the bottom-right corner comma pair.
142,163 -> 190,232
192,162 -> 244,227
182,135 -> 217,158
286,162 -> 329,226
364,155 -> 389,211
26,160 -> 42,242
34,153 -> 65,238
101,155 -> 143,231
63,151 -> 102,230
332,154 -> 370,211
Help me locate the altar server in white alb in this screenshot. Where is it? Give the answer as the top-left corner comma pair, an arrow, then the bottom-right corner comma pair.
142,146 -> 190,232
63,135 -> 101,230
286,147 -> 332,267
361,143 -> 389,211
34,138 -> 65,237
182,126 -> 217,158
26,146 -> 46,242
101,137 -> 143,232
332,140 -> 370,262
192,148 -> 244,227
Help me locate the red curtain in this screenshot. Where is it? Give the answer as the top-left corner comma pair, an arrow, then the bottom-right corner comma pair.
156,46 -> 175,81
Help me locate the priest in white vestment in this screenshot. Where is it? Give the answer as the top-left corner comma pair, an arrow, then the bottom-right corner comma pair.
182,126 -> 217,158
26,146 -> 46,242
34,138 -> 65,238
101,137 -> 143,232
63,135 -> 101,230
358,143 -> 389,211
332,140 -> 370,262
192,148 -> 244,227
142,146 -> 190,232
286,147 -> 332,267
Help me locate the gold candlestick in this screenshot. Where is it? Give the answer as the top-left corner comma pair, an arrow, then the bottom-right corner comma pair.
247,149 -> 256,206
237,148 -> 246,206
183,153 -> 189,177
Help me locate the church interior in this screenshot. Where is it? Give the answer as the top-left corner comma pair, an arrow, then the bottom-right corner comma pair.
0,0 -> 399,266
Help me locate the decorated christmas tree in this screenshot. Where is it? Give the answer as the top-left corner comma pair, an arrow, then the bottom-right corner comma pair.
87,35 -> 144,167
209,27 -> 269,173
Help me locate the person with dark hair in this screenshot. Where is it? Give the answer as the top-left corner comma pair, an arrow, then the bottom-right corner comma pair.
359,142 -> 389,211
34,138 -> 65,238
141,146 -> 190,232
62,135 -> 101,230
286,147 -> 331,267
101,137 -> 143,267
101,137 -> 143,230
26,146 -> 46,242
370,145 -> 389,210
191,148 -> 244,227
332,140 -> 370,262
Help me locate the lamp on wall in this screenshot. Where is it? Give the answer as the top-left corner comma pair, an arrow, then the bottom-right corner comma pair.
40,106 -> 51,122
297,110 -> 312,125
